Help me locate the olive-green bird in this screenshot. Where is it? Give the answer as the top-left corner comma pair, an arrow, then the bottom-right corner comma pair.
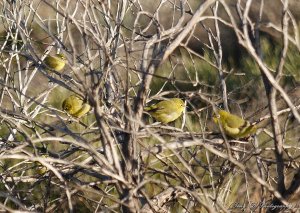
144,98 -> 185,124
213,110 -> 257,139
44,53 -> 66,72
62,95 -> 91,118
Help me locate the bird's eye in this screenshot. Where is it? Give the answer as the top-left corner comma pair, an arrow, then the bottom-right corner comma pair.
216,114 -> 220,118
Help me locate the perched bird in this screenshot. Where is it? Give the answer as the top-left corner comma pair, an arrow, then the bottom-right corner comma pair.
144,98 -> 185,124
213,110 -> 257,139
62,95 -> 91,118
44,53 -> 66,72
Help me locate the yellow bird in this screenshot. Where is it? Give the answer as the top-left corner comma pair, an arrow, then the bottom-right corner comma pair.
44,53 -> 66,72
213,110 -> 257,139
144,98 -> 185,124
62,95 -> 91,118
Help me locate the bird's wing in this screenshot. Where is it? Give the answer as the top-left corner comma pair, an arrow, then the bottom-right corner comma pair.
73,103 -> 91,118
225,115 -> 247,129
144,104 -> 165,112
45,57 -> 59,67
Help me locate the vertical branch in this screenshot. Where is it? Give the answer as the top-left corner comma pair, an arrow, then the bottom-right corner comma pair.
213,1 -> 229,112
266,0 -> 289,212
253,0 -> 267,208
268,0 -> 289,194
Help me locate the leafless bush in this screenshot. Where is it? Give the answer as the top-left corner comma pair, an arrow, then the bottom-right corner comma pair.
0,0 -> 299,212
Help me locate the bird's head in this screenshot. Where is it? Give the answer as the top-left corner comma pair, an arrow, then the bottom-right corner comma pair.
212,109 -> 228,124
172,98 -> 185,109
62,102 -> 71,111
56,53 -> 66,61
